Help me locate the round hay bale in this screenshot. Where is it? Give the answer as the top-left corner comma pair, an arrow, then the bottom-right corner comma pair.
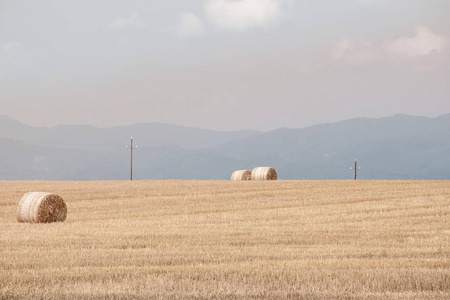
17,192 -> 67,223
230,170 -> 252,181
251,167 -> 277,180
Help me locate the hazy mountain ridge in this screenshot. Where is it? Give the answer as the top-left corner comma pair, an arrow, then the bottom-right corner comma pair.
211,114 -> 450,179
0,114 -> 448,180
0,116 -> 261,150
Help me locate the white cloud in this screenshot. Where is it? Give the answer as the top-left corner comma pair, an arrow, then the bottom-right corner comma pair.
331,27 -> 448,70
174,12 -> 206,39
332,38 -> 354,60
204,0 -> 282,32
108,12 -> 148,32
383,26 -> 448,58
2,41 -> 22,56
332,38 -> 380,66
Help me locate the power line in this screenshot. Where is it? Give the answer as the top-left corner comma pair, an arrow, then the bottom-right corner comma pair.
17,140 -> 124,147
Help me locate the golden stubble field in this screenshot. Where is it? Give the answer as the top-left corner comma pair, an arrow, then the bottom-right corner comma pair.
0,180 -> 449,299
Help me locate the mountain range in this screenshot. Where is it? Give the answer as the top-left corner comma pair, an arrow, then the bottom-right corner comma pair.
0,114 -> 449,180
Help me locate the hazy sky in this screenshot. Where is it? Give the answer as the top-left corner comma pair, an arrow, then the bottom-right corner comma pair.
1,0 -> 449,131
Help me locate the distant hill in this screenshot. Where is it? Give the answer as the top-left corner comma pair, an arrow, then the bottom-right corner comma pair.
212,114 -> 450,180
0,114 -> 449,180
0,116 -> 260,150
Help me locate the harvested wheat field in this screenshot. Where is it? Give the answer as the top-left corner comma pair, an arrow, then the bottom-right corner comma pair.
0,180 -> 449,299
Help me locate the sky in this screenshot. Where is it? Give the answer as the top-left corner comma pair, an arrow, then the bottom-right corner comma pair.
1,0 -> 449,131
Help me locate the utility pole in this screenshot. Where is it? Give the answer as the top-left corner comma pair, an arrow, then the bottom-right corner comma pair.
350,159 -> 361,180
125,136 -> 137,181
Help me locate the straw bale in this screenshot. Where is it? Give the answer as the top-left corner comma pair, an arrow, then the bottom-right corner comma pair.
230,170 -> 252,181
251,167 -> 277,180
17,192 -> 67,223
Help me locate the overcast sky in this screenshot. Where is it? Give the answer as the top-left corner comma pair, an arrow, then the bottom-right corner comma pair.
1,0 -> 449,131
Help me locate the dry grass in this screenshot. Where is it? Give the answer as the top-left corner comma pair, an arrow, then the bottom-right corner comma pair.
0,180 -> 449,299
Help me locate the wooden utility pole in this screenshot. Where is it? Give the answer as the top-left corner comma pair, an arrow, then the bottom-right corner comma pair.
126,136 -> 137,181
350,159 -> 361,180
